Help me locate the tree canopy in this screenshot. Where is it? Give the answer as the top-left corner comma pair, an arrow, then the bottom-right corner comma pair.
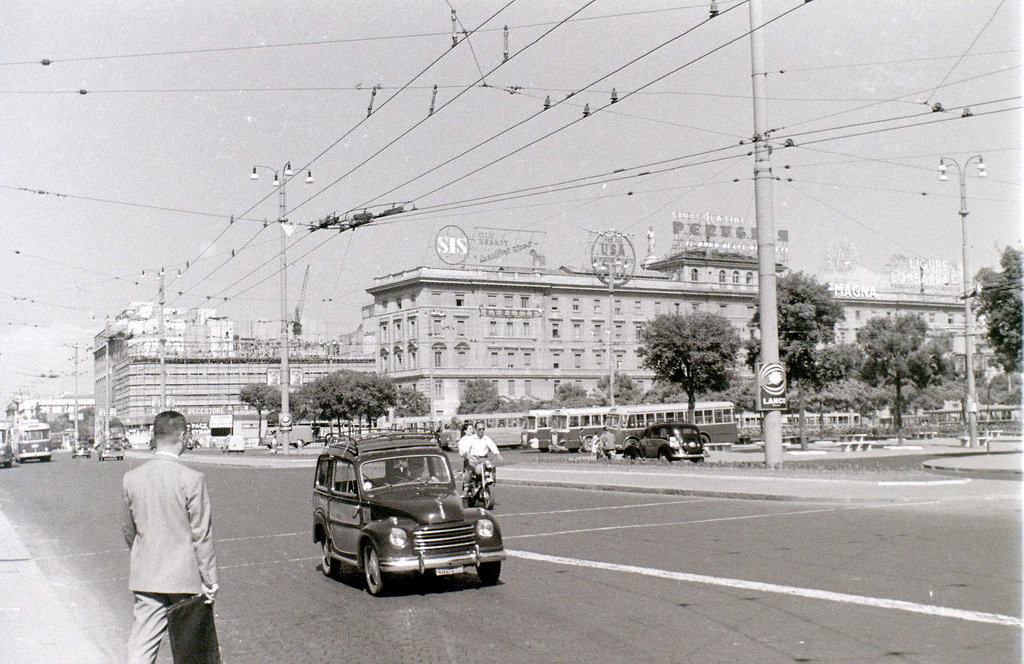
457,379 -> 502,414
976,246 -> 1022,373
857,314 -> 952,431
594,372 -> 643,406
638,312 -> 740,415
394,386 -> 430,417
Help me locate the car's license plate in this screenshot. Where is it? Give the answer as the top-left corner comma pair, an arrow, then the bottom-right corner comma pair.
435,566 -> 464,576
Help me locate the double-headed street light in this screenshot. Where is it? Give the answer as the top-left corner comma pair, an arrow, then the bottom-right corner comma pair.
939,155 -> 986,449
251,162 -> 313,453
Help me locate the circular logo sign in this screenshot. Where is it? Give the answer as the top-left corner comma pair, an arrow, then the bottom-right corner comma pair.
279,413 -> 292,427
759,363 -> 787,395
435,225 -> 469,265
591,231 -> 636,287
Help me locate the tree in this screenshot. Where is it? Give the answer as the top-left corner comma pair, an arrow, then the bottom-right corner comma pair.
638,312 -> 740,421
858,314 -> 952,434
552,382 -> 592,408
594,373 -> 643,406
746,272 -> 848,446
976,247 -> 1022,372
458,379 -> 502,414
351,372 -> 397,426
395,386 -> 430,417
239,383 -> 280,444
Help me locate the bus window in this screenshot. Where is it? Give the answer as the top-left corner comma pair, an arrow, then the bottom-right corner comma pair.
714,409 -> 725,424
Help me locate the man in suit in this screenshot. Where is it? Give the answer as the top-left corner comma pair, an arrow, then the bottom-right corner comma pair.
121,410 -> 218,664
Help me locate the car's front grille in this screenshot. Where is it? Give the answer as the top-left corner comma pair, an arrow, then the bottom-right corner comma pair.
413,523 -> 475,557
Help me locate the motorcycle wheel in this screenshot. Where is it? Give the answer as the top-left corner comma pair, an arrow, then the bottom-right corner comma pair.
481,486 -> 494,510
477,561 -> 501,586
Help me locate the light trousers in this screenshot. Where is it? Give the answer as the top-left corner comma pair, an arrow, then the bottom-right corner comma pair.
126,591 -> 192,664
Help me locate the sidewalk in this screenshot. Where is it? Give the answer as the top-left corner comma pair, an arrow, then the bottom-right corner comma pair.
0,509 -> 108,664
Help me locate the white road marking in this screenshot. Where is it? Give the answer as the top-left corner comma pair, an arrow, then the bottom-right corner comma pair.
507,549 -> 1023,628
876,479 -> 971,486
215,531 -> 305,543
504,498 -> 709,517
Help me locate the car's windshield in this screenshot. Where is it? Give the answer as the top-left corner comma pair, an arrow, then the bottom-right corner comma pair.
361,454 -> 452,490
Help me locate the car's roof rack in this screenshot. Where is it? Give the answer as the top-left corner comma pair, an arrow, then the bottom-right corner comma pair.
326,431 -> 439,457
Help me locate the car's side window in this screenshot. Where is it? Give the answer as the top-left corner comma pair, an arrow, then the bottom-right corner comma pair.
315,458 -> 334,490
333,461 -> 357,496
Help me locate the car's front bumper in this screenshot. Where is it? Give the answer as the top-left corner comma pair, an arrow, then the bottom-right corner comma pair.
18,450 -> 50,459
380,546 -> 506,574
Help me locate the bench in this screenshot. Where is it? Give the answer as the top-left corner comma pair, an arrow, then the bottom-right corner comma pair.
704,442 -> 733,452
959,435 -> 991,447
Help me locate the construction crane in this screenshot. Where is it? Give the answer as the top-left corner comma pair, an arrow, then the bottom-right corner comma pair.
292,265 -> 310,336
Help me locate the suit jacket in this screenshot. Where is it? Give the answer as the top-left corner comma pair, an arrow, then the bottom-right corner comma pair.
121,455 -> 218,594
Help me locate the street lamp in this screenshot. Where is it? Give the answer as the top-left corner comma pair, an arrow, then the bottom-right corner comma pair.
251,162 -> 313,452
938,155 -> 986,449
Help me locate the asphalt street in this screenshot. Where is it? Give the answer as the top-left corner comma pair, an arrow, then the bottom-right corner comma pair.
1,451 -> 1020,664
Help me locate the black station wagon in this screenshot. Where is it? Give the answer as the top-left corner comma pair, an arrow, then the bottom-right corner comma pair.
622,422 -> 707,462
312,433 -> 505,596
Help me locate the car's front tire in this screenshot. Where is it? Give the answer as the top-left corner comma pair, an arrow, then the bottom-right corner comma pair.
477,561 -> 501,586
362,542 -> 387,596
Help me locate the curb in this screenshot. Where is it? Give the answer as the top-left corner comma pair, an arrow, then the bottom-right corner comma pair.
500,478 -> 850,503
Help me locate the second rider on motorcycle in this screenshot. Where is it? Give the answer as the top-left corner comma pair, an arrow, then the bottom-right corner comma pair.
458,421 -> 502,499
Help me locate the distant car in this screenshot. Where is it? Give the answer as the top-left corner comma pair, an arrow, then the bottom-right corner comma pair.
622,422 -> 707,462
224,435 -> 246,454
98,437 -> 126,461
313,433 -> 506,596
71,441 -> 92,458
0,438 -> 12,468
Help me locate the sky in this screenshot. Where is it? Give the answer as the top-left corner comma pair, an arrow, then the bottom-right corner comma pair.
1,0 -> 1020,404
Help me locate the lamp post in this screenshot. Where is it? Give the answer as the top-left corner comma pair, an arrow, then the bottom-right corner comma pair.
939,155 -> 986,449
591,230 -> 635,407
251,162 -> 313,453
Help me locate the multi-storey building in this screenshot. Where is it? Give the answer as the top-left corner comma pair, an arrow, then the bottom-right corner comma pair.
93,304 -> 373,434
366,249 -> 969,418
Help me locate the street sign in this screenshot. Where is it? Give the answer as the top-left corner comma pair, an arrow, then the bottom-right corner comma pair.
757,362 -> 788,411
279,413 -> 292,427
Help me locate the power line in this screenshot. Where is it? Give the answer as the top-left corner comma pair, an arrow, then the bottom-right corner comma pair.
923,0 -> 1007,105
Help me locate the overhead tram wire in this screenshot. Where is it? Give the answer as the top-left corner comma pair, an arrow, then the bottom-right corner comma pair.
163,0 -> 521,307
349,0 -> 753,213
1,2 -> 729,67
378,0 -> 808,213
778,48 -> 1019,74
288,0 -> 603,219
922,0 -> 1007,107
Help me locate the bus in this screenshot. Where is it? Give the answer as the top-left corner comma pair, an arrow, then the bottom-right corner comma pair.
13,420 -> 53,463
547,401 -> 739,453
389,413 -> 524,448
521,408 -> 556,450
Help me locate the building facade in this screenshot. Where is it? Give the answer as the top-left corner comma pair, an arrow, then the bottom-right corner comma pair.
366,250 -> 968,419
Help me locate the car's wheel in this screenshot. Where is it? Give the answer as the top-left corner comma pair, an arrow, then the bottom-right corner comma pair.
691,457 -> 705,464
623,446 -> 641,460
362,541 -> 387,596
321,537 -> 340,578
700,432 -> 711,445
481,486 -> 494,510
477,561 -> 501,586
658,447 -> 673,462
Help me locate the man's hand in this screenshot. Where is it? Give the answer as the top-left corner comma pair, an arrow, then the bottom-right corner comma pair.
201,583 -> 219,604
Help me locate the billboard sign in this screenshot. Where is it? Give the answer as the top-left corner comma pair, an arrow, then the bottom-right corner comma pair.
435,225 -> 469,265
670,211 -> 789,259
433,225 -> 547,268
757,362 -> 788,411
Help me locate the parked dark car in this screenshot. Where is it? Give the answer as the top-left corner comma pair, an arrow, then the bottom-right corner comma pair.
622,422 -> 707,462
312,433 -> 505,596
0,436 -> 12,468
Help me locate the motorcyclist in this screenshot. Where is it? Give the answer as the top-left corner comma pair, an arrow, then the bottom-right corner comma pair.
458,421 -> 502,497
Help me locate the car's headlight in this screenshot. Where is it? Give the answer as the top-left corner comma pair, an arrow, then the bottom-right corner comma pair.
389,527 -> 408,548
475,519 -> 495,539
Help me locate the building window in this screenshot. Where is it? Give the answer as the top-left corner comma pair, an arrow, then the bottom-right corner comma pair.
574,352 -> 583,369
634,300 -> 642,313
552,352 -> 561,369
434,380 -> 443,398
614,299 -> 622,314
456,319 -> 466,336
432,290 -> 442,303
674,302 -> 680,314
506,321 -> 514,336
504,294 -> 514,307
455,293 -> 465,307
635,324 -> 644,341
654,301 -> 661,313
690,268 -> 699,282
573,322 -> 582,340
490,350 -> 500,367
594,322 -> 603,338
720,304 -> 727,314
487,293 -> 497,306
593,299 -> 601,313
507,351 -> 515,368
508,380 -> 516,397
525,380 -> 532,396
433,347 -> 445,368
408,317 -> 417,337
552,323 -> 560,339
746,271 -> 754,285
489,320 -> 497,336
732,271 -> 740,284
431,318 -> 442,335
572,298 -> 581,312
456,347 -> 467,368
594,350 -> 604,368
524,351 -> 533,367
521,295 -> 530,308
718,270 -> 726,283
614,324 -> 623,340
394,320 -> 402,338
856,310 -> 861,320
522,321 -> 531,336
692,302 -> 699,313
551,297 -> 559,312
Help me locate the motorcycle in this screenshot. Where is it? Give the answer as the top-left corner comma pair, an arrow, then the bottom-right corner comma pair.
463,461 -> 496,510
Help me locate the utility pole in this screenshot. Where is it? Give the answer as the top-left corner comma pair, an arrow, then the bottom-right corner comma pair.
73,343 -> 80,444
748,0 -> 783,467
158,268 -> 167,411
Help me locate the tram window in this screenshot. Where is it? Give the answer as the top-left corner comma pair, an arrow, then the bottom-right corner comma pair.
714,410 -> 725,424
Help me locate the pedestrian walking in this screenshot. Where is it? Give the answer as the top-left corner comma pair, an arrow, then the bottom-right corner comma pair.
121,410 -> 219,664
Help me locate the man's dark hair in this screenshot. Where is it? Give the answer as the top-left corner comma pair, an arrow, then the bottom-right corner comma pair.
152,410 -> 187,444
